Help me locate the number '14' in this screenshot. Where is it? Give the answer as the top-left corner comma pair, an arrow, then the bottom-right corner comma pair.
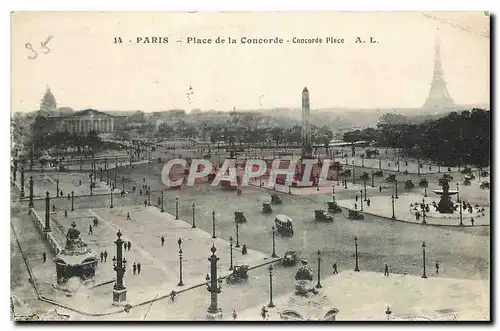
114,37 -> 123,44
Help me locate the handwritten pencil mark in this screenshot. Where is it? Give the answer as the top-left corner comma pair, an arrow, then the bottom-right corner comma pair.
41,35 -> 53,54
25,35 -> 54,60
25,43 -> 37,60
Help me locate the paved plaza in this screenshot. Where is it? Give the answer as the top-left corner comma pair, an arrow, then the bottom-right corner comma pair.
10,149 -> 491,320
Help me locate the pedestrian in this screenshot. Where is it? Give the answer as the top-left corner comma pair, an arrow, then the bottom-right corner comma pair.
137,262 -> 142,275
104,250 -> 108,262
100,251 -> 104,262
126,212 -> 131,220
161,236 -> 165,247
67,193 -> 71,200
132,262 -> 137,275
64,209 -> 68,217
42,252 -> 47,263
384,264 -> 389,276
435,261 -> 439,274
241,244 -> 247,255
60,190 -> 64,197
367,199 -> 371,207
139,189 -> 143,195
88,224 -> 93,235
332,263 -> 338,275
355,194 -> 359,202
144,199 -> 147,207
261,306 -> 268,320
354,202 -> 358,210
52,204 -> 56,212
128,242 -> 131,251
232,309 -> 237,320
79,179 -> 82,185
379,186 -> 382,192
471,218 -> 475,226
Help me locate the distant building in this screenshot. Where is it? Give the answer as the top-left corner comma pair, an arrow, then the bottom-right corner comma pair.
37,86 -> 121,133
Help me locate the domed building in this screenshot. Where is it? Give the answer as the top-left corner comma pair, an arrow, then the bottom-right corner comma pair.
40,86 -> 57,113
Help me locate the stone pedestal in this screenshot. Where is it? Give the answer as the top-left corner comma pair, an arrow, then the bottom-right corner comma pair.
113,288 -> 127,303
278,287 -> 338,321
206,309 -> 223,320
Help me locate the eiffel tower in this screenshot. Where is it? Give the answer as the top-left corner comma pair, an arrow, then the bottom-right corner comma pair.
422,33 -> 455,110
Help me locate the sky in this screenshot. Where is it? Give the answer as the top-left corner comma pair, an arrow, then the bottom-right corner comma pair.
11,12 -> 490,112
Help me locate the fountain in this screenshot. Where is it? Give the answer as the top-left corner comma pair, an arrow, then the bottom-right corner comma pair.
53,222 -> 98,286
277,259 -> 339,321
435,175 -> 455,214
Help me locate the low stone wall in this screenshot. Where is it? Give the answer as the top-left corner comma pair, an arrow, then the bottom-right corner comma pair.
30,208 -> 63,255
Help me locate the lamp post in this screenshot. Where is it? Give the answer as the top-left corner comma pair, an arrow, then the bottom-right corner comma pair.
316,250 -> 322,288
391,195 -> 396,220
148,186 -> 151,206
113,230 -> 127,302
178,246 -> 184,286
268,264 -> 275,308
456,183 -> 460,202
114,173 -> 117,189
106,171 -> 109,185
395,180 -> 399,199
28,176 -> 34,208
371,171 -> 374,187
56,178 -> 59,196
424,181 -> 428,197
206,245 -> 222,319
235,221 -> 240,248
459,201 -> 463,226
122,176 -> 125,192
71,190 -> 74,211
192,202 -> 196,228
175,197 -> 179,219
397,160 -> 400,172
421,197 -> 426,224
361,155 -> 365,167
271,225 -> 277,258
421,241 -> 427,279
44,191 -> 51,232
20,167 -> 25,198
110,185 -> 114,208
229,237 -> 234,270
363,181 -> 367,201
378,157 -> 381,170
212,211 -> 216,238
161,190 -> 164,212
352,167 -> 356,184
354,236 -> 360,272
360,190 -> 364,211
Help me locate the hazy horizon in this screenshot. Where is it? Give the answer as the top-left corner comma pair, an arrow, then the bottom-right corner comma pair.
12,12 -> 489,113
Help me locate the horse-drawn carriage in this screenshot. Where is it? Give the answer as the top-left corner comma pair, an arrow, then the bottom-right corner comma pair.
348,209 -> 364,220
314,210 -> 333,222
234,211 -> 247,223
283,251 -> 299,266
386,174 -> 396,183
271,194 -> 283,205
262,203 -> 273,214
226,265 -> 249,284
275,214 -> 294,236
327,201 -> 342,213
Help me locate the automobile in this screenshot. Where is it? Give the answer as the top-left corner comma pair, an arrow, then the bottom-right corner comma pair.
282,250 -> 299,266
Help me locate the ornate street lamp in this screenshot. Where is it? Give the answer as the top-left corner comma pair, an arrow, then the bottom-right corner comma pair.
178,246 -> 184,286
316,250 -> 322,288
421,242 -> 427,279
192,202 -> 196,228
44,191 -> 51,232
271,225 -> 277,258
354,236 -> 360,272
20,167 -> 25,198
175,197 -> 179,220
113,229 -> 127,302
363,181 -> 367,201
371,171 -> 374,187
110,185 -> 114,208
421,197 -> 426,224
459,201 -> 463,226
229,237 -> 234,270
235,221 -> 240,248
206,245 -> 222,319
395,180 -> 399,199
268,264 -> 275,308
456,183 -> 460,202
28,176 -> 34,208
391,195 -> 396,220
211,211 -> 216,238
360,190 -> 364,211
148,186 -> 151,206
71,190 -> 74,211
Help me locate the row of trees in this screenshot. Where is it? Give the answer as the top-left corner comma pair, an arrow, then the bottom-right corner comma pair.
343,109 -> 490,167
